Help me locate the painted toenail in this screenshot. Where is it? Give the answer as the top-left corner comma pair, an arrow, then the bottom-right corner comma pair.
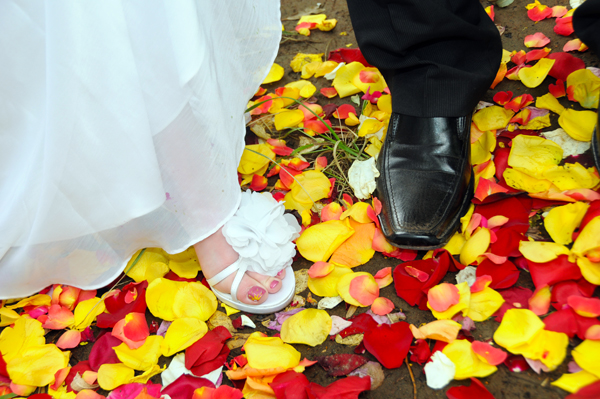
248,286 -> 266,302
276,270 -> 284,278
270,280 -> 279,289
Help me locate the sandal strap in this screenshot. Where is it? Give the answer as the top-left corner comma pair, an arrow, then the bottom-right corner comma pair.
206,258 -> 248,302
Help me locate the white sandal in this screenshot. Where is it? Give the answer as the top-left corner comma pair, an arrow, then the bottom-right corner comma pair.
206,190 -> 300,314
207,261 -> 296,314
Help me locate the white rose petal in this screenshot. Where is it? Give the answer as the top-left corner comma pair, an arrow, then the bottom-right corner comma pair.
329,315 -> 353,335
424,351 -> 456,390
241,315 -> 256,328
456,266 -> 477,286
162,353 -> 224,388
318,296 -> 344,310
324,62 -> 345,80
571,0 -> 586,9
541,128 -> 591,158
348,157 -> 380,200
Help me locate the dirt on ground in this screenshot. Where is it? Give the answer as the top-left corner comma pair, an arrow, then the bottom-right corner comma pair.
269,0 -> 593,398
65,1 -> 593,398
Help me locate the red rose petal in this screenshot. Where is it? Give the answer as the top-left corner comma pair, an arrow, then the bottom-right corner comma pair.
162,375 -> 214,399
306,376 -> 371,399
567,380 -> 600,399
492,287 -> 533,322
327,48 -> 372,67
476,258 -> 520,289
316,354 -> 367,377
88,333 -> 122,372
446,378 -> 495,399
547,52 -> 586,81
363,322 -> 412,369
270,370 -> 310,399
409,339 -> 431,365
528,255 -> 582,288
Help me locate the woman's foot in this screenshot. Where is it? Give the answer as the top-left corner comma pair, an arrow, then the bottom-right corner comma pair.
193,227 -> 286,306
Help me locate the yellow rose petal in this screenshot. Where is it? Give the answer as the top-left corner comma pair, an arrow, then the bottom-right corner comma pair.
114,335 -> 163,371
519,241 -> 571,263
466,286 -> 505,322
518,58 -> 555,88
263,63 -> 285,84
460,227 -> 491,266
493,309 -> 545,350
296,219 -> 354,262
161,317 -> 208,357
559,109 -> 597,142
552,370 -> 600,393
472,106 -> 514,131
443,339 -> 497,379
281,309 -> 332,347
97,363 -> 135,391
573,339 -> 600,378
307,265 -> 353,297
244,332 -> 301,370
544,202 -> 589,245
332,62 -> 365,98
6,344 -> 68,387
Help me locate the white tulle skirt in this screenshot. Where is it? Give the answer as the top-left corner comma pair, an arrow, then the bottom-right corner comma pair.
0,0 -> 281,299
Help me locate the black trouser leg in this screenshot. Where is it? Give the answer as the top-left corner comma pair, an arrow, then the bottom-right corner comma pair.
346,0 -> 502,117
574,0 -> 600,55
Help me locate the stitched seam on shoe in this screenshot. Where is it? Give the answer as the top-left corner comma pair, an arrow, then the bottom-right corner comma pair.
401,116 -> 468,233
425,116 -> 470,232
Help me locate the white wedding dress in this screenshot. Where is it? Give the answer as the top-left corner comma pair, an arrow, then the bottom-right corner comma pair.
0,0 -> 281,299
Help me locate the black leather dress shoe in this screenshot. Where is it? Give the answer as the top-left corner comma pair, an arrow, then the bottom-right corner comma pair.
376,113 -> 473,249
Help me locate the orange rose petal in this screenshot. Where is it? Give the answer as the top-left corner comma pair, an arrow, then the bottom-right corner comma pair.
371,297 -> 394,316
568,296 -> 600,318
428,283 -> 460,312
50,367 -> 71,391
405,266 -> 430,282
42,304 -> 75,330
585,325 -> 600,340
372,227 -> 396,254
321,202 -> 343,221
528,285 -> 551,315
329,220 -> 376,268
58,286 -> 81,310
524,32 -> 550,48
320,87 -> 339,98
56,329 -> 82,349
348,274 -> 380,306
249,175 -> 268,192
410,320 -> 462,343
491,62 -> 507,89
374,267 -> 393,288
470,275 -> 493,293
308,261 -> 335,279
472,341 -> 508,366
314,156 -> 328,171
527,1 -> 553,22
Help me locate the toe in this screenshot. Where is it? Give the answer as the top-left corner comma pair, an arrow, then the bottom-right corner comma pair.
247,271 -> 282,294
211,271 -> 271,305
276,268 -> 286,280
235,274 -> 270,305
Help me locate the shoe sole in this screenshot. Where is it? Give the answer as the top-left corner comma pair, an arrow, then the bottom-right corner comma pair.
209,265 -> 296,314
383,172 -> 475,251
